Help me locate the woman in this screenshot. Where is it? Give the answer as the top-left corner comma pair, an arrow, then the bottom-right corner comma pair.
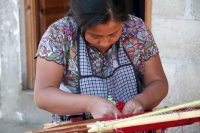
34,0 -> 168,125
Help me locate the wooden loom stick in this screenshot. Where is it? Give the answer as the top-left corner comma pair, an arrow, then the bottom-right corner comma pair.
31,100 -> 200,133
88,100 -> 200,133
42,106 -> 200,130
88,109 -> 200,132
32,109 -> 200,133
43,121 -> 71,129
34,118 -> 102,133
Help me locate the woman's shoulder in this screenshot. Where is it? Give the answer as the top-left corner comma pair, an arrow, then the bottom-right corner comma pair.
45,16 -> 78,41
124,14 -> 145,27
49,16 -> 77,30
127,14 -> 144,21
122,14 -> 152,42
36,16 -> 78,66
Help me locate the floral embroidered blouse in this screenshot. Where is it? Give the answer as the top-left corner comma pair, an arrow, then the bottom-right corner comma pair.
35,14 -> 159,93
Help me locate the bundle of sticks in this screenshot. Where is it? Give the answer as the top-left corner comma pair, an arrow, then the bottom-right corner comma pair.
29,100 -> 200,133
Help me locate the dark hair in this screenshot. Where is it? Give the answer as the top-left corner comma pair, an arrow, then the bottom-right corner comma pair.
67,0 -> 128,36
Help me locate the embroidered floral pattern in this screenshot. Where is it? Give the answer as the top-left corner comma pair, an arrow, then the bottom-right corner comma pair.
36,15 -> 159,93
102,44 -> 118,77
87,44 -> 118,77
122,16 -> 158,74
87,46 -> 104,76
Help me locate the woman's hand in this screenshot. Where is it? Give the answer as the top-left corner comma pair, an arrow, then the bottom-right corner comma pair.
122,98 -> 144,114
87,97 -> 122,119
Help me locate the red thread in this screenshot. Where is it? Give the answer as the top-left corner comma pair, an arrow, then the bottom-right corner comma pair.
117,100 -> 125,113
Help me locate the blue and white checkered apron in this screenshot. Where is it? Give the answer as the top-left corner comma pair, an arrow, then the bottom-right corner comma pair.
78,36 -> 139,119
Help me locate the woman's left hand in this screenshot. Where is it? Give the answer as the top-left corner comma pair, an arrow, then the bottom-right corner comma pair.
122,99 -> 144,114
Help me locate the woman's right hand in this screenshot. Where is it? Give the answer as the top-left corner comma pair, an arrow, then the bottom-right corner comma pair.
87,96 -> 122,119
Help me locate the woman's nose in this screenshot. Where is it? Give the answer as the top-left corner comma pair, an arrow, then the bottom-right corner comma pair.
99,38 -> 110,47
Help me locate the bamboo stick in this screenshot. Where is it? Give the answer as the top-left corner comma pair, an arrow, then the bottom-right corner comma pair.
88,110 -> 200,132
33,100 -> 200,133
88,100 -> 200,133
43,121 -> 71,129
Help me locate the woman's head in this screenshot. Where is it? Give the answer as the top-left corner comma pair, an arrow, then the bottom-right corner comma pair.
67,0 -> 128,53
68,0 -> 128,36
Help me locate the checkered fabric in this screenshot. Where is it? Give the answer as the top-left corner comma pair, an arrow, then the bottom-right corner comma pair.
79,36 -> 93,76
118,42 -> 131,65
78,37 -> 138,119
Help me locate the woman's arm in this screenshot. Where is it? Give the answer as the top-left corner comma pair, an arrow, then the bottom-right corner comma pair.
134,54 -> 168,109
122,54 -> 168,114
34,57 -> 87,115
34,57 -> 121,118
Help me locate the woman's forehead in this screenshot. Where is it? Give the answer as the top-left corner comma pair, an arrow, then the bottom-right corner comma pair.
86,21 -> 123,35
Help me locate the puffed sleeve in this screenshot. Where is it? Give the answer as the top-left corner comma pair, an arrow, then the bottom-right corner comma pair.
142,21 -> 159,61
122,15 -> 159,75
35,18 -> 70,66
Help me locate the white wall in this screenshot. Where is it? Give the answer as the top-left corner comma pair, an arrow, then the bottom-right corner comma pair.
0,0 -> 51,124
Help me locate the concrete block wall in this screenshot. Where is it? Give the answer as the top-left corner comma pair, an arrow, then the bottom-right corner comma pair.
152,0 -> 200,106
152,0 -> 200,131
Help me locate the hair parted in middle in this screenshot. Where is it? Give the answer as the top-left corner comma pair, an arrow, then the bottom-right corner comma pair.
67,0 -> 128,36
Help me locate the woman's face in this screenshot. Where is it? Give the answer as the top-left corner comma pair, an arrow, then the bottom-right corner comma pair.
85,20 -> 123,53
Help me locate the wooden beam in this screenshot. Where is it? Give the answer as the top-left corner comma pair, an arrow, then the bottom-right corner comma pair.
145,0 -> 152,30
24,0 -> 39,89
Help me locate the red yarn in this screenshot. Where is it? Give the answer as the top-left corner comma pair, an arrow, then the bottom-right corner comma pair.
117,100 -> 125,113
